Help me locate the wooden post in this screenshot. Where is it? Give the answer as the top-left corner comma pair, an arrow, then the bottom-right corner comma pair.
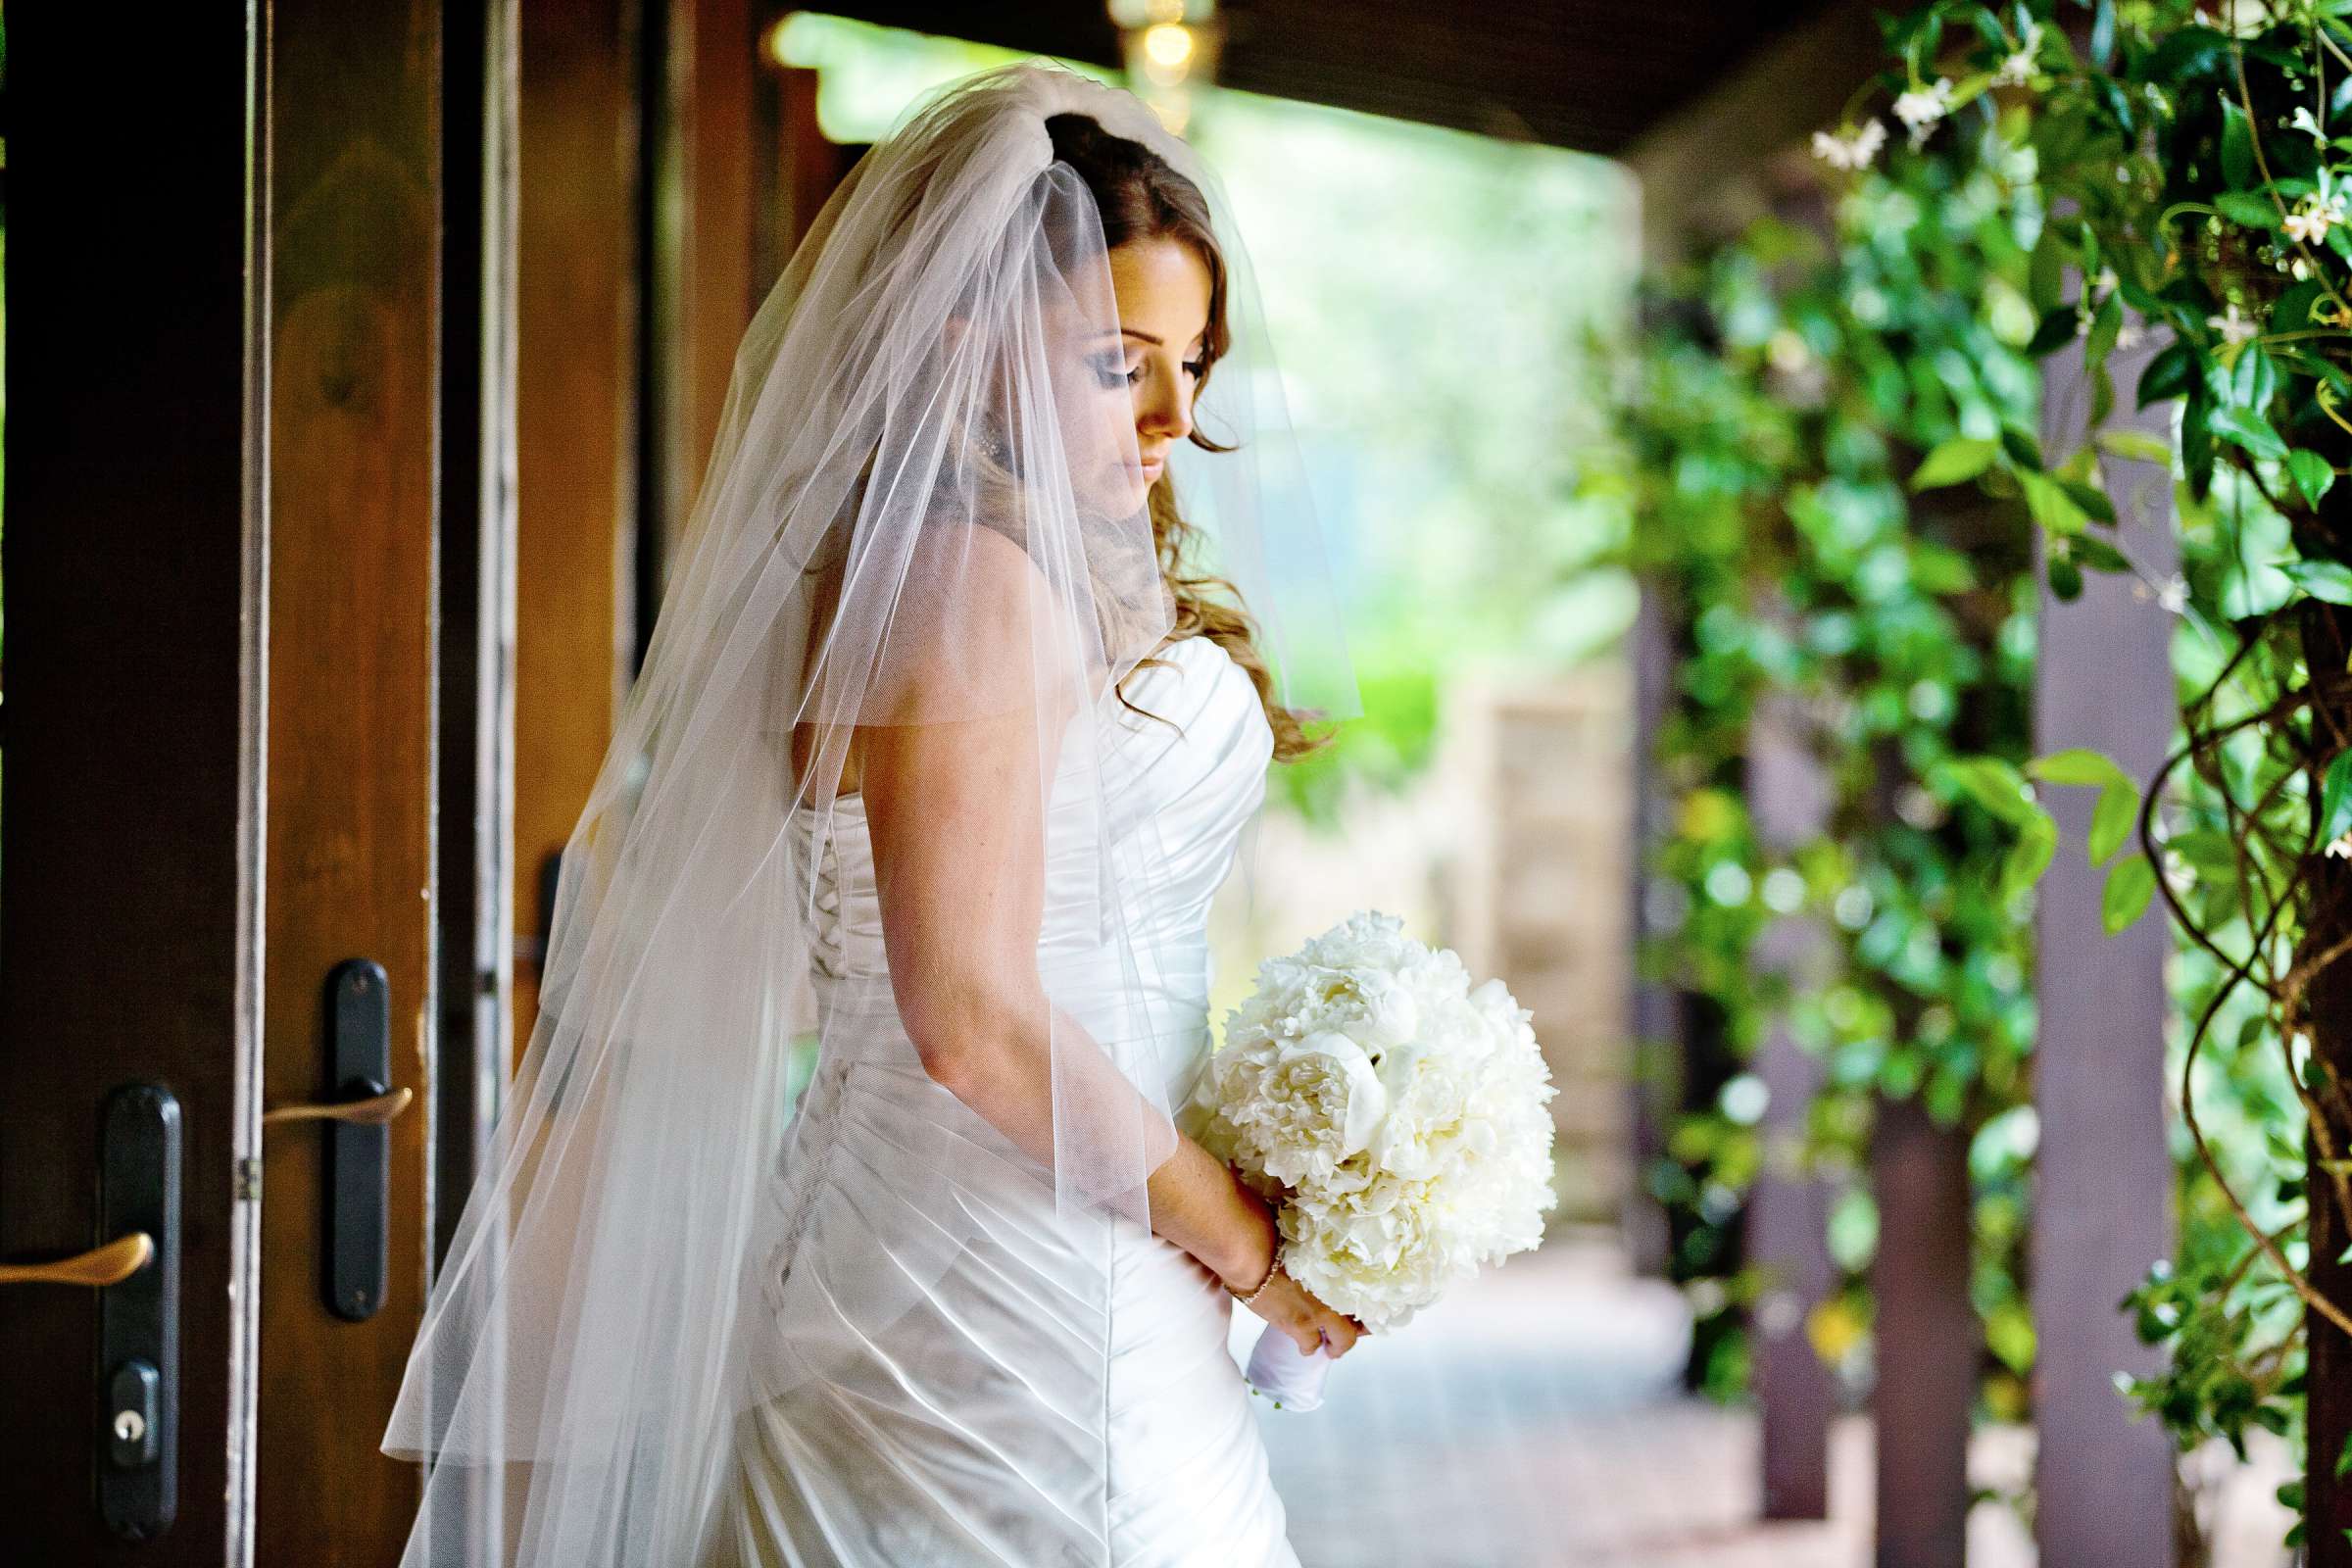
1872,1095 -> 1976,1568
514,0 -> 643,1063
2300,552 -> 2352,1565
1745,653 -> 1837,1521
1869,485 -> 2017,1568
1626,586 -> 1680,1276
2030,310 -> 2178,1568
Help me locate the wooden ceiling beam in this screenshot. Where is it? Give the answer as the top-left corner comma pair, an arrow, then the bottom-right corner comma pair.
805,1 -> 1855,155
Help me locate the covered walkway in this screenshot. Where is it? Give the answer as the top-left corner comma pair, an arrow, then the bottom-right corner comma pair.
1240,1237 -> 2286,1568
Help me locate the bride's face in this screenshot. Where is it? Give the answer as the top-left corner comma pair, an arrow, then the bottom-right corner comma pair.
1070,236 -> 1211,515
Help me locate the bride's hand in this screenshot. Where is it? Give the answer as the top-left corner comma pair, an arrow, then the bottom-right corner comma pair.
1239,1263 -> 1362,1358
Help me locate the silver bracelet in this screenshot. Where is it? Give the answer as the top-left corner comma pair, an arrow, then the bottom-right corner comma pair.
1226,1243 -> 1283,1305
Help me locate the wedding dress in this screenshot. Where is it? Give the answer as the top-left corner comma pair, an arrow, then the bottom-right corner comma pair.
704,634 -> 1299,1568
380,62 -> 1352,1568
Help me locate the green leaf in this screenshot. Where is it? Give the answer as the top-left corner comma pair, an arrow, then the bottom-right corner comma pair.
2029,306 -> 2083,356
2096,428 -> 2173,466
1940,757 -> 2041,827
2048,552 -> 2084,600
2232,342 -> 2280,412
2059,479 -> 2119,526
2102,857 -> 2158,934
2322,750 -> 2352,843
2027,748 -> 2133,789
2028,228 -> 2067,315
2288,449 -> 2337,508
2166,828 -> 2239,881
2182,391 -> 2217,499
2137,342 -> 2194,408
2279,559 -> 2352,605
2215,189 -> 2280,227
1910,437 -> 1999,491
2023,469 -> 2090,534
2071,535 -> 2132,573
2211,403 -> 2290,461
2030,753 -> 2141,865
2278,278 -> 2328,331
2085,289 -> 2124,370
2001,424 -> 2047,470
2004,813 -> 2060,901
2090,779 -> 2142,866
2220,93 -> 2257,189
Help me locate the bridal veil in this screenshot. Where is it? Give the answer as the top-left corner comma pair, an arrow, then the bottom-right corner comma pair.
380,61 -> 1354,1566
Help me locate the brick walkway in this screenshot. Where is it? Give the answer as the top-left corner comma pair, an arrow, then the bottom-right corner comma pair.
1232,1236 -> 2291,1568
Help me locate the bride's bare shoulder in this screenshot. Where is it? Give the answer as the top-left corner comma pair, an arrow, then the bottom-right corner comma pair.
870,518 -> 1067,721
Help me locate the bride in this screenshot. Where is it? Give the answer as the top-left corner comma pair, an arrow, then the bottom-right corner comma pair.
383,62 -> 1360,1567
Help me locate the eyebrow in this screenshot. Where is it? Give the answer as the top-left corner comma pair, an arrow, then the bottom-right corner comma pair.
1120,328 -> 1207,352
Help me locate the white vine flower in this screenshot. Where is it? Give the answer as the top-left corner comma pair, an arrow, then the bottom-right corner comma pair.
1992,23 -> 2043,87
2156,573 -> 2188,614
2115,321 -> 2145,350
2327,829 -> 2352,860
2206,301 -> 2258,344
2292,105 -> 2328,146
1811,119 -> 1886,172
2283,189 -> 2346,245
1892,77 -> 1956,149
2193,2 -> 2278,36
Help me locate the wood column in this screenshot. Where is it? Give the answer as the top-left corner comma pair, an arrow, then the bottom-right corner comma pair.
1626,586 -> 1680,1276
514,0 -> 644,1063
1872,1096 -> 1976,1568
2030,309 -> 2177,1568
673,0 -> 760,519
2300,538 -> 2352,1565
1745,659 -> 1837,1521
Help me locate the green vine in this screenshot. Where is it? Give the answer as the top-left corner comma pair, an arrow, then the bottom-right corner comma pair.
1601,0 -> 2352,1550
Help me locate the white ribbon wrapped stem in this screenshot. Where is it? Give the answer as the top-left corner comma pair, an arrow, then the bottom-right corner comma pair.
1243,1321 -> 1334,1411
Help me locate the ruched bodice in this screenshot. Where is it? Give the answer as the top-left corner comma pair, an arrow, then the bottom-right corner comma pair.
707,635 -> 1297,1568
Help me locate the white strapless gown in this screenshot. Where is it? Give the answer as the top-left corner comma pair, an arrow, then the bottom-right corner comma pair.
701,635 -> 1300,1568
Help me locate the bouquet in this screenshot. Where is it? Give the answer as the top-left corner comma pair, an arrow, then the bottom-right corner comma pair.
1186,910 -> 1556,1409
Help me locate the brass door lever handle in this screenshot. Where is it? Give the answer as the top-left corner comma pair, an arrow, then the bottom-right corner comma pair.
261,1085 -> 414,1128
0,1231 -> 155,1288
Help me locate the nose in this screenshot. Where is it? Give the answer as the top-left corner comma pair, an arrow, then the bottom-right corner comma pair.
1136,371 -> 1192,445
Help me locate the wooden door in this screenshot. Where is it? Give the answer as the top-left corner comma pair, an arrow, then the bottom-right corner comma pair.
3,4 -> 459,1562
1,7 -> 273,1561
251,0 -> 444,1561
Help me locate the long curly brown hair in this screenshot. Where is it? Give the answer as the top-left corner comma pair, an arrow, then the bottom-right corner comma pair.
1047,111 -> 1333,765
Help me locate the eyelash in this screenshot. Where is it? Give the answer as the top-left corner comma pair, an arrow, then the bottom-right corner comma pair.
1096,356 -> 1208,388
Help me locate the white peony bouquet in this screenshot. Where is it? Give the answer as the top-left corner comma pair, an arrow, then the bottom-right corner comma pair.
1185,910 -> 1556,1407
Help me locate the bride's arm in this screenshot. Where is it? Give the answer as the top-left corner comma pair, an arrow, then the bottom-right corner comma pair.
857,525 -> 1357,1356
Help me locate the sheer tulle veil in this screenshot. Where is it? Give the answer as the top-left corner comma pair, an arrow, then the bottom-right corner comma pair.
380,60 -> 1355,1565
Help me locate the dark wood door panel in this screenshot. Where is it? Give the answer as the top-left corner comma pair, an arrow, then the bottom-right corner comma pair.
514,0 -> 640,1067
255,0 -> 442,1562
0,7 -> 267,1561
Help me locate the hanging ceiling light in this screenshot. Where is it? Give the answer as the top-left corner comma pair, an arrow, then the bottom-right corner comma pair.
1106,0 -> 1221,134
